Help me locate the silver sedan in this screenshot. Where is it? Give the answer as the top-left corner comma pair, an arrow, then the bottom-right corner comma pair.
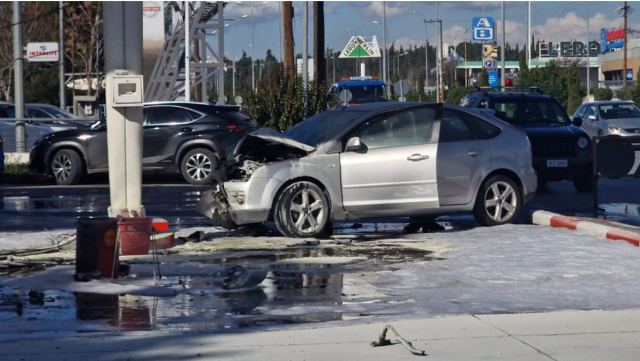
573,100 -> 640,137
198,102 -> 537,238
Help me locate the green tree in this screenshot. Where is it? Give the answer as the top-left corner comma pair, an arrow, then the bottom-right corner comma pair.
478,69 -> 488,87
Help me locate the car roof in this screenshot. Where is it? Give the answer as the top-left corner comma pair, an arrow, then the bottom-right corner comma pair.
335,80 -> 386,87
143,101 -> 241,112
478,91 -> 553,100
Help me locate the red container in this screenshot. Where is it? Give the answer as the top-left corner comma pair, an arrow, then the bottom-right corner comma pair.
118,217 -> 152,256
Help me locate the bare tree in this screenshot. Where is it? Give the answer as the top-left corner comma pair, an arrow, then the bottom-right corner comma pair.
64,1 -> 103,96
0,2 -> 58,101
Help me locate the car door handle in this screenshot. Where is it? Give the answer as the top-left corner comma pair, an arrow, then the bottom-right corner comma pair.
180,127 -> 193,133
467,150 -> 482,157
407,153 -> 429,161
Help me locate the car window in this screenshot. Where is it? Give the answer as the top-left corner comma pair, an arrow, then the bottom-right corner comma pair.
440,109 -> 474,142
586,105 -> 598,118
144,106 -> 195,125
574,105 -> 585,118
491,98 -> 570,125
27,108 -> 51,118
461,111 -> 501,139
598,103 -> 640,119
354,108 -> 435,149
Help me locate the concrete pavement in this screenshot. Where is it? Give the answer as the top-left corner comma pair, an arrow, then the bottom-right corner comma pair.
1,309 -> 639,361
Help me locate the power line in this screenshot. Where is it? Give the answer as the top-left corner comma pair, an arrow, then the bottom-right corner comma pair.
0,3 -> 69,31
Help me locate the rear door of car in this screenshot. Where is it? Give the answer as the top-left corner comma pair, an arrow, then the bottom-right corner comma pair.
340,105 -> 440,216
142,106 -> 201,166
437,109 -> 493,206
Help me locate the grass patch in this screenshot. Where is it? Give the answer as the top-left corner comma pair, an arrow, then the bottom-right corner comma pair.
4,163 -> 30,176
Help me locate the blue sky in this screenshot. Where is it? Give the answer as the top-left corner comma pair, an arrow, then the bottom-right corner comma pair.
220,1 -> 638,60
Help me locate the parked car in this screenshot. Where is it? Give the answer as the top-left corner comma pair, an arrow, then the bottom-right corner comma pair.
30,102 -> 255,185
0,133 -> 4,182
461,91 -> 593,192
197,102 -> 537,238
573,100 -> 640,138
328,78 -> 387,105
0,102 -> 80,152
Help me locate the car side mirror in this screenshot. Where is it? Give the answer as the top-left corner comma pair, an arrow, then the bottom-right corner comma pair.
587,115 -> 597,121
345,136 -> 367,153
572,116 -> 583,127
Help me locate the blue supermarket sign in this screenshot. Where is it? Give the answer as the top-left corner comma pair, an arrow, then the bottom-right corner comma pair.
472,17 -> 494,41
488,70 -> 499,87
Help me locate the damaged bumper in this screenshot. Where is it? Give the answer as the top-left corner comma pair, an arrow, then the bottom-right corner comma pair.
197,178 -> 280,227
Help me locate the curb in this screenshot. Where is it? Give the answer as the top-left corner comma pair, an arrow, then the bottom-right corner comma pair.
532,210 -> 640,247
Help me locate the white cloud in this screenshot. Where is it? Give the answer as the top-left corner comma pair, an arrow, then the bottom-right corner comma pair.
365,1 -> 405,17
224,1 -> 280,23
532,12 -> 624,42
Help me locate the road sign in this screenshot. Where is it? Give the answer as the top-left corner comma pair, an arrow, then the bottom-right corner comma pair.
484,60 -> 497,70
26,42 -> 59,62
339,36 -> 381,58
472,17 -> 494,41
488,70 -> 499,87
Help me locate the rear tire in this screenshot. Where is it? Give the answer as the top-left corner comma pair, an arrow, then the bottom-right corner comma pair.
473,175 -> 522,226
50,149 -> 84,185
274,181 -> 331,238
180,148 -> 220,185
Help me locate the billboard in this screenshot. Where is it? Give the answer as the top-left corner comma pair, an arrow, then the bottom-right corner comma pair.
601,28 -> 624,53
472,17 -> 494,41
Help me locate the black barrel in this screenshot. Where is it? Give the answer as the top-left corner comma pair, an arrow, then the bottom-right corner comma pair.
75,217 -> 118,281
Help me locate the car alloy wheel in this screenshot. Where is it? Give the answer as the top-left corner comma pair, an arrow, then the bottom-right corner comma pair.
288,187 -> 326,234
52,153 -> 72,183
185,152 -> 213,181
483,180 -> 518,222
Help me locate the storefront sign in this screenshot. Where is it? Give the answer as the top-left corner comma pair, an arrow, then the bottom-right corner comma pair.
26,42 -> 59,62
539,41 -> 600,58
483,43 -> 498,70
601,28 -> 624,53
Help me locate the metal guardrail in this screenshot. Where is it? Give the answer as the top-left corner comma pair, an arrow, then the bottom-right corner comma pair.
592,135 -> 640,214
0,118 -> 96,153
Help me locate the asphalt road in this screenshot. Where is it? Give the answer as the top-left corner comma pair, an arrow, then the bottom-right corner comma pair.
1,176 -> 639,232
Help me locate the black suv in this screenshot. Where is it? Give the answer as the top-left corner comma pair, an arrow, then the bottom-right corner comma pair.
461,91 -> 593,191
30,102 -> 255,185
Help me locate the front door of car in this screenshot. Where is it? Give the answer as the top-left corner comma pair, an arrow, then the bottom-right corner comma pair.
437,109 -> 491,206
143,106 -> 197,166
584,105 -> 601,137
340,106 -> 440,217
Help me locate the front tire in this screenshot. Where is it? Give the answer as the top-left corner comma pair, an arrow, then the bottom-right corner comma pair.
274,181 -> 331,238
50,149 -> 84,185
473,175 -> 522,226
180,148 -> 220,185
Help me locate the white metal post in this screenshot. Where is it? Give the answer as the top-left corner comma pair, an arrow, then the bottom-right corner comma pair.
104,2 -> 144,217
250,6 -> 255,92
587,2 -> 590,96
184,1 -> 191,101
382,2 -> 387,86
303,2 -> 308,117
501,1 -> 506,88
527,1 -> 531,68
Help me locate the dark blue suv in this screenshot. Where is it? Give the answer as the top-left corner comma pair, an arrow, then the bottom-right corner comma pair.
461,91 -> 593,192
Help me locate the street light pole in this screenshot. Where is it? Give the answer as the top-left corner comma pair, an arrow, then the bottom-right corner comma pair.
13,1 -> 25,153
464,29 -> 468,87
500,1 -> 506,88
59,1 -> 65,110
250,5 -> 255,92
426,19 -> 444,102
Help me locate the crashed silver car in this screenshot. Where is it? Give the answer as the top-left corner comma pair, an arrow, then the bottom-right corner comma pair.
198,102 -> 537,238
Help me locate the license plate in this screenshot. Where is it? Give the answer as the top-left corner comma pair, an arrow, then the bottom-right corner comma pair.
546,159 -> 568,168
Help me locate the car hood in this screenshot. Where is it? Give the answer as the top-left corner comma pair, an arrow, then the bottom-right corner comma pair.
239,128 -> 316,153
604,117 -> 640,129
520,125 -> 587,138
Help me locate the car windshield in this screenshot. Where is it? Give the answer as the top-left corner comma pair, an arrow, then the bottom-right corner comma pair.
490,98 -> 570,126
283,110 -> 367,146
598,103 -> 640,119
341,85 -> 386,103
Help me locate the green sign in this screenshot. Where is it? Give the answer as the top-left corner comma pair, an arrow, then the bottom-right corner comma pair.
339,36 -> 381,58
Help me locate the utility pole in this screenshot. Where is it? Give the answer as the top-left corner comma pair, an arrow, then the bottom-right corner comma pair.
282,2 -> 294,78
313,2 -> 326,85
303,2 -> 308,118
618,1 -> 631,87
59,1 -> 65,110
427,19 -> 444,102
527,1 -> 531,68
422,19 -> 429,97
382,2 -> 388,86
250,5 -> 255,92
501,1 -> 506,88
587,2 -> 590,97
464,29 -> 468,87
13,2 -> 25,153
217,1 -> 224,104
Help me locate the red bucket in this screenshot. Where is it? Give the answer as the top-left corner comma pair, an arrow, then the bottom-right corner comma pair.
118,217 -> 152,256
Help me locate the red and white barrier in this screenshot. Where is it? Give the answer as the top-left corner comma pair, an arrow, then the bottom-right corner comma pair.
532,210 -> 640,247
